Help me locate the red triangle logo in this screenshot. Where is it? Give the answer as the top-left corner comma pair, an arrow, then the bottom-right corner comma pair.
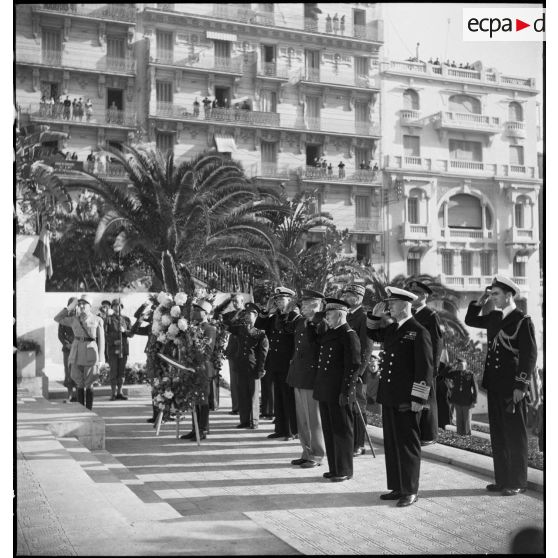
516,19 -> 530,31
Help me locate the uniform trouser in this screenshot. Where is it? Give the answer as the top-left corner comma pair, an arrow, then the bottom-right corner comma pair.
108,354 -> 127,391
436,381 -> 452,429
294,388 -> 325,463
62,350 -> 76,389
487,390 -> 528,489
419,377 -> 438,442
238,374 -> 260,427
382,405 -> 422,495
319,401 -> 354,477
454,404 -> 473,435
366,373 -> 380,412
228,359 -> 239,412
260,371 -> 274,417
273,378 -> 297,436
208,376 -> 219,410
193,404 -> 210,433
353,377 -> 367,450
70,363 -> 98,389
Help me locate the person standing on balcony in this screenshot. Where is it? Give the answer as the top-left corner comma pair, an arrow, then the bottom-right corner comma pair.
193,97 -> 200,117
39,95 -> 46,117
47,96 -> 55,117
76,98 -> 84,121
71,98 -> 77,120
406,280 -> 443,446
340,15 -> 345,35
202,96 -> 211,119
338,160 -> 345,178
465,276 -> 537,496
327,162 -> 333,177
85,98 -> 93,122
108,101 -> 118,124
63,96 -> 71,120
321,158 -> 327,177
333,13 -> 339,34
326,14 -> 332,33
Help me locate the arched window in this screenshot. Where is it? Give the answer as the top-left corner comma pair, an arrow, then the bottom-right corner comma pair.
448,94 -> 481,114
407,187 -> 424,224
515,195 -> 532,229
447,194 -> 482,229
509,101 -> 523,122
403,89 -> 419,110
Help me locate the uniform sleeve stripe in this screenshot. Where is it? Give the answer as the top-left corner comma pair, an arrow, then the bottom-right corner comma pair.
514,376 -> 530,384
411,382 -> 430,398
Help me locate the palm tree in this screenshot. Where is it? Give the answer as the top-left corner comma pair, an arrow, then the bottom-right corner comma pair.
76,146 -> 286,294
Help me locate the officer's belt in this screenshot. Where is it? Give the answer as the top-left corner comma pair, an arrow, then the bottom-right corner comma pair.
74,336 -> 95,342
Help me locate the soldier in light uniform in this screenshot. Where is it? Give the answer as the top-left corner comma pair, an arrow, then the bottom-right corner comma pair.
310,298 -> 361,482
287,290 -> 327,469
341,283 -> 374,457
465,275 -> 537,496
367,287 -> 433,507
406,280 -> 443,445
54,294 -> 105,410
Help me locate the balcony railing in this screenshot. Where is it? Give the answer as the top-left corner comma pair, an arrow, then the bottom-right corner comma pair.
441,275 -> 493,291
151,53 -> 242,74
382,60 -> 536,90
399,109 -> 422,126
249,163 -> 292,178
21,103 -> 137,128
505,121 -> 526,137
258,62 -> 290,79
433,111 -> 500,133
299,166 -> 380,183
353,218 -> 381,232
507,226 -> 538,245
212,4 -> 275,26
35,4 -> 136,23
440,228 -> 493,240
17,48 -> 135,73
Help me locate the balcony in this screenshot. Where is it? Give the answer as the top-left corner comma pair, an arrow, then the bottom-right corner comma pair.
440,275 -> 493,291
384,155 -> 432,171
55,161 -> 129,181
34,4 -> 136,23
212,4 -> 275,26
301,68 -> 379,90
16,48 -> 136,74
382,60 -> 537,90
505,121 -> 526,138
257,63 -> 290,79
505,227 -> 539,257
21,103 -> 138,128
150,53 -> 243,75
152,103 -> 281,127
248,163 -> 292,179
353,218 -> 381,232
300,166 -> 380,183
440,228 -> 493,240
399,109 -> 423,127
299,117 -> 380,137
398,223 -> 433,253
303,18 -> 383,42
432,111 -> 500,134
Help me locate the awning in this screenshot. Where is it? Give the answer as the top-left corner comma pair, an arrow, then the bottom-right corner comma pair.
206,31 -> 237,42
214,135 -> 236,153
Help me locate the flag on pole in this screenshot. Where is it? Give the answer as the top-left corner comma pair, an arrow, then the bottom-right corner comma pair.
32,225 -> 53,278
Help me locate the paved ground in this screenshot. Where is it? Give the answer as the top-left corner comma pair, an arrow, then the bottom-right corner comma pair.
17,389 -> 544,555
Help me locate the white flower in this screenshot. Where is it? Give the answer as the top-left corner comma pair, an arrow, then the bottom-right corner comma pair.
173,337 -> 181,345
162,377 -> 169,382
174,292 -> 188,305
170,305 -> 182,318
161,314 -> 172,327
167,324 -> 179,338
151,322 -> 162,335
157,333 -> 167,343
153,305 -> 164,320
152,378 -> 159,387
155,394 -> 164,402
163,389 -> 174,399
158,403 -> 165,410
177,318 -> 188,331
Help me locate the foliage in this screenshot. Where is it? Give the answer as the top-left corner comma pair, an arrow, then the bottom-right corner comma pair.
16,337 -> 41,354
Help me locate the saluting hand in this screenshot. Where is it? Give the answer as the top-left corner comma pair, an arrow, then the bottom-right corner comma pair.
67,298 -> 78,312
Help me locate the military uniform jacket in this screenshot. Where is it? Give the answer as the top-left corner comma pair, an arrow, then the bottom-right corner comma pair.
447,369 -> 478,407
413,305 -> 443,373
58,323 -> 74,353
222,309 -> 244,359
200,321 -> 218,380
367,317 -> 433,407
104,314 -> 132,357
465,302 -> 537,396
286,315 -> 326,390
228,325 -> 269,378
54,308 -> 105,366
255,310 -> 298,378
310,323 -> 361,404
347,306 -> 375,376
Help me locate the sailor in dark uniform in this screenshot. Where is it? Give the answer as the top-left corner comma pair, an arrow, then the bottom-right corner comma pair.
341,283 -> 374,457
406,280 -> 443,445
367,287 -> 433,507
465,275 -> 537,496
256,287 -> 299,440
310,298 -> 361,482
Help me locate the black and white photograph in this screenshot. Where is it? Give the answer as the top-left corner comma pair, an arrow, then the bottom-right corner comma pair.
13,2 -> 547,555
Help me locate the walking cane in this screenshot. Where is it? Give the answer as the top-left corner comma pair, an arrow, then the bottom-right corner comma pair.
355,401 -> 376,458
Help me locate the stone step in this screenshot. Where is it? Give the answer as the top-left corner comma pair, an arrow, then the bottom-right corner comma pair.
48,381 -> 151,400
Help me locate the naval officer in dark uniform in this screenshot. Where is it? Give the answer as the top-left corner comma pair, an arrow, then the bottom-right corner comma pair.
406,280 -> 443,445
256,287 -> 299,440
367,287 -> 433,507
465,275 -> 537,495
310,298 -> 361,482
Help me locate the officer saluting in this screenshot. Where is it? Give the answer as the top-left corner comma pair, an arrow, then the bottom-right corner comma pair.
366,287 -> 433,507
311,298 -> 361,482
465,275 -> 537,496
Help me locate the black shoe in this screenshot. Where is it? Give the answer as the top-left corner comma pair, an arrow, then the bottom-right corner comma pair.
486,483 -> 503,492
502,487 -> 527,496
353,447 -> 365,457
291,458 -> 308,466
397,494 -> 418,507
109,395 -> 117,401
267,432 -> 284,439
323,472 -> 335,479
146,418 -> 156,423
420,440 -> 436,446
236,423 -> 250,428
330,475 -> 352,482
116,393 -> 128,400
180,431 -> 196,440
229,410 -> 239,415
380,490 -> 401,501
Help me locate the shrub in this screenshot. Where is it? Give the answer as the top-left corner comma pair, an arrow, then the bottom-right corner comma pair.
16,337 -> 41,354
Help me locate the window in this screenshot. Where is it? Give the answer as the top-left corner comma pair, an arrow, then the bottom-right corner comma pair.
306,96 -> 321,128
448,94 -> 481,114
407,252 -> 421,276
442,251 -> 454,275
403,89 -> 419,110
510,145 -> 525,166
447,194 -> 482,229
353,8 -> 366,26
356,242 -> 370,262
509,101 -> 523,122
156,132 -> 174,154
515,203 -> 524,228
355,196 -> 371,218
355,147 -> 372,169
513,254 -> 528,277
214,39 -> 231,62
261,140 -> 277,164
156,30 -> 173,62
408,197 -> 419,224
107,36 -> 125,60
307,193 -> 322,215
355,101 -> 369,123
42,29 -> 62,65
449,139 -> 482,162
461,252 -> 472,276
515,196 -> 532,228
262,44 -> 275,63
260,90 -> 277,113
480,251 -> 495,276
156,81 -> 172,104
403,135 -> 420,157
40,81 -> 59,101
306,144 -> 321,166
354,56 -> 370,78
